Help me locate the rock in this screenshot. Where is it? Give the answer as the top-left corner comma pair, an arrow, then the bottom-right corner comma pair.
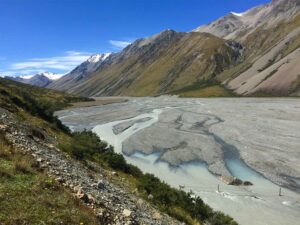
55,177 -> 65,184
123,209 -> 132,217
0,124 -> 8,131
76,191 -> 89,203
148,194 -> 154,200
36,157 -> 43,163
74,186 -> 83,194
111,171 -> 117,176
136,198 -> 144,209
87,194 -> 96,203
153,212 -> 162,220
97,180 -> 106,189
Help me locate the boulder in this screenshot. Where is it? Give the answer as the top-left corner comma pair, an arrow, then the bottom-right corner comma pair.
97,180 -> 106,189
123,209 -> 132,217
153,212 -> 162,220
148,194 -> 154,200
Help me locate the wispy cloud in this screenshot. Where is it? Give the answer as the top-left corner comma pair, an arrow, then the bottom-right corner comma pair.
11,51 -> 92,72
0,51 -> 92,76
109,40 -> 131,49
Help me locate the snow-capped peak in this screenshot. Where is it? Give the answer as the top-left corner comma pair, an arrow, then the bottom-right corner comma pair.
39,72 -> 64,80
87,53 -> 111,63
21,72 -> 64,80
230,12 -> 244,17
20,74 -> 35,79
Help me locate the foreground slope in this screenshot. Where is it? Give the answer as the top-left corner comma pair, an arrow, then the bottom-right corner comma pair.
0,78 -> 237,225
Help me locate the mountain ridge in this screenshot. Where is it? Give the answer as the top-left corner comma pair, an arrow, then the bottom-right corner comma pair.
5,72 -> 62,87
45,0 -> 300,97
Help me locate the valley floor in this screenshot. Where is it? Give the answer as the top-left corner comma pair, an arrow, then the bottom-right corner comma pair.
56,96 -> 300,225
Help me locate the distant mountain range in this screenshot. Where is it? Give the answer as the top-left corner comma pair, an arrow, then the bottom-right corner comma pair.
47,53 -> 111,91
5,72 -> 63,88
6,0 -> 300,97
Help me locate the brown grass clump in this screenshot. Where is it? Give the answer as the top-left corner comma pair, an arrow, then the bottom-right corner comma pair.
13,156 -> 34,174
0,135 -> 12,159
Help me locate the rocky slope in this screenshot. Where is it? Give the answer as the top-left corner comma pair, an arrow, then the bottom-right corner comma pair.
194,0 -> 300,41
0,78 -> 237,225
196,0 -> 300,96
0,107 -> 180,225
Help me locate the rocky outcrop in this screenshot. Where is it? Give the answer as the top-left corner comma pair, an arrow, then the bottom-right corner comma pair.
0,107 -> 181,225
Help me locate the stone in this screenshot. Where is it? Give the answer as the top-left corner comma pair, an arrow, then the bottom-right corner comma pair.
36,157 -> 43,163
122,209 -> 132,217
0,124 -> 8,131
97,180 -> 106,189
153,212 -> 162,220
136,198 -> 144,209
148,194 -> 154,200
55,177 -> 65,184
77,192 -> 89,203
87,194 -> 96,203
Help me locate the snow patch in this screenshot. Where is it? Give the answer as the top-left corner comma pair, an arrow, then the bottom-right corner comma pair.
20,75 -> 35,79
21,72 -> 64,80
231,12 -> 244,17
87,53 -> 111,63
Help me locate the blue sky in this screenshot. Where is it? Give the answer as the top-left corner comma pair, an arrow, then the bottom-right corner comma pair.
0,0 -> 270,76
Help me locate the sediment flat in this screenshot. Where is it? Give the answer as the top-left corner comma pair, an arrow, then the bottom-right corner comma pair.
56,97 -> 300,191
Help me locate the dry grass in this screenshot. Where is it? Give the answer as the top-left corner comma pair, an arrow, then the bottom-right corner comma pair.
13,156 -> 34,174
170,207 -> 202,225
0,135 -> 99,224
179,85 -> 233,97
66,97 -> 127,109
0,141 -> 12,159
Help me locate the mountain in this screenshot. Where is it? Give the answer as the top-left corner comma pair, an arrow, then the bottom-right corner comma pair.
48,0 -> 300,97
49,30 -> 242,96
194,0 -> 300,96
194,0 -> 300,40
48,53 -> 111,91
5,72 -> 63,88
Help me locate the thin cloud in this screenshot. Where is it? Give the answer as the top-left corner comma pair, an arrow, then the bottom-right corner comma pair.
109,40 -> 131,49
9,51 -> 92,75
0,69 -> 45,76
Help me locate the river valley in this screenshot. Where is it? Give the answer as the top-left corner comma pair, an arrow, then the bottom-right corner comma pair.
56,97 -> 300,225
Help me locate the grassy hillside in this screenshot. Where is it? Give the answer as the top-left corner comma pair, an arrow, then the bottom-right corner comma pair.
0,78 -> 90,131
0,78 -> 237,225
64,31 -> 241,97
170,80 -> 235,97
0,133 -> 99,224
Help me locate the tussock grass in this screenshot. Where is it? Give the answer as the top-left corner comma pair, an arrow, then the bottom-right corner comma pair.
0,135 -> 99,225
13,156 -> 34,174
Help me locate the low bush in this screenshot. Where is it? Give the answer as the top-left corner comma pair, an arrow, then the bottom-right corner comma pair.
66,131 -> 237,225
